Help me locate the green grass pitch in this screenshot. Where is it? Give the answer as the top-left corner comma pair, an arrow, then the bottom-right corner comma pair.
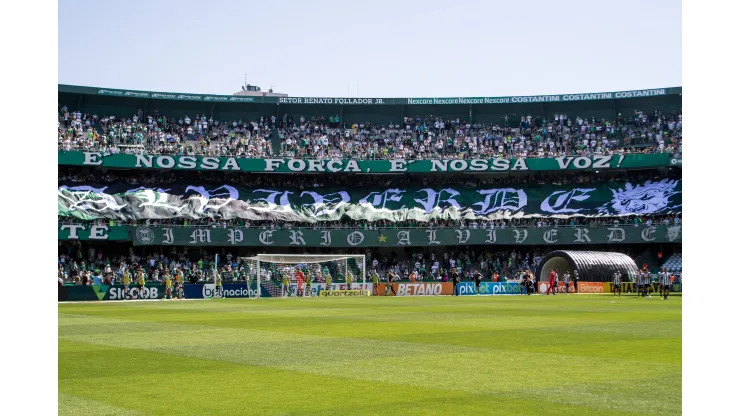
59,295 -> 681,416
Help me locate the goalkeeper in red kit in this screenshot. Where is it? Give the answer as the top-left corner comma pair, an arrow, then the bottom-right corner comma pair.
546,269 -> 557,295
294,268 -> 306,297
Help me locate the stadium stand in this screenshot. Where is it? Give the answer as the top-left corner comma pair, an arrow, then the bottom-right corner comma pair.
662,253 -> 682,273
57,85 -> 682,289
58,110 -> 681,159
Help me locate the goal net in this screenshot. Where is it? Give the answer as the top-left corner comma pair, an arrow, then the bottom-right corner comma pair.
240,254 -> 366,298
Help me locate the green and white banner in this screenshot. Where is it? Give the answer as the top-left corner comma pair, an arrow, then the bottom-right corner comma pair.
59,179 -> 682,222
59,151 -> 674,173
57,224 -> 682,247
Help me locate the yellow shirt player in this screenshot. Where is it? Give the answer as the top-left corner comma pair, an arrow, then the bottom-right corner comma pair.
345,272 -> 353,290
175,268 -> 184,300
164,273 -> 173,300
371,270 -> 380,295
282,273 -> 291,297
215,272 -> 223,298
325,273 -> 332,290
136,269 -> 146,299
122,269 -> 131,287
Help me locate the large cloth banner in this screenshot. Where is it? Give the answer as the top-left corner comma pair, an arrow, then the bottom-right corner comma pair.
58,223 -> 682,246
59,179 -> 681,222
59,152 -> 674,173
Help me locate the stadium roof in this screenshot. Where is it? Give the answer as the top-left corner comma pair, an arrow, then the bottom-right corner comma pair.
58,84 -> 681,106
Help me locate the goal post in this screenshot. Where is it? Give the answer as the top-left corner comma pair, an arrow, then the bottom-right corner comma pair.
239,254 -> 366,298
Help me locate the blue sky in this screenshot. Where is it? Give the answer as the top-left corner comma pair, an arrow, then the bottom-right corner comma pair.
58,0 -> 681,97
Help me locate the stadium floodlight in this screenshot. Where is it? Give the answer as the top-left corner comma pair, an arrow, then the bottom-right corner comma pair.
239,254 -> 366,298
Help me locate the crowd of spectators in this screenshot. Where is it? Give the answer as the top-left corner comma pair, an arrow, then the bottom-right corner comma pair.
59,165 -> 675,188
58,105 -> 681,160
59,238 -> 655,287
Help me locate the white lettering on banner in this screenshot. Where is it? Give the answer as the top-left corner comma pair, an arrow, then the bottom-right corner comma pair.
562,93 -> 613,101
513,230 -> 529,244
288,159 -> 306,172
162,228 -> 174,244
346,231 -> 365,246
190,229 -> 211,244
222,158 -> 240,171
60,224 -> 85,239
264,159 -> 283,171
431,160 -> 448,172
555,157 -> 574,169
389,160 -> 407,172
345,160 -> 361,172
228,229 -> 244,245
450,160 -> 467,171
178,156 -> 196,169
511,95 -> 560,103
326,160 -> 343,172
573,157 -> 591,169
397,283 -> 443,296
613,89 -> 666,99
485,230 -> 497,243
58,185 -> 128,214
251,189 -> 293,211
607,227 -> 625,242
459,284 -> 476,295
456,230 -> 471,244
300,191 -> 350,216
89,225 -> 109,239
397,231 -> 411,246
201,157 -> 219,170
359,189 -> 404,209
641,226 -> 657,241
592,156 -> 612,168
185,185 -> 239,215
306,159 -> 325,172
320,231 -> 332,246
540,188 -> 596,213
574,228 -> 591,243
414,188 -> 462,213
426,230 -> 440,245
259,231 -> 274,245
543,229 -> 558,243
491,158 -> 510,171
109,287 -> 159,300
510,158 -> 529,171
83,152 -> 103,165
289,231 -> 306,246
131,188 -> 185,215
203,284 -> 257,298
472,189 -> 527,214
158,156 -> 175,169
470,159 -> 488,171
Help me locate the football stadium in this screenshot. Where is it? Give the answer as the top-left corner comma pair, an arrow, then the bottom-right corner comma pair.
58,83 -> 682,415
